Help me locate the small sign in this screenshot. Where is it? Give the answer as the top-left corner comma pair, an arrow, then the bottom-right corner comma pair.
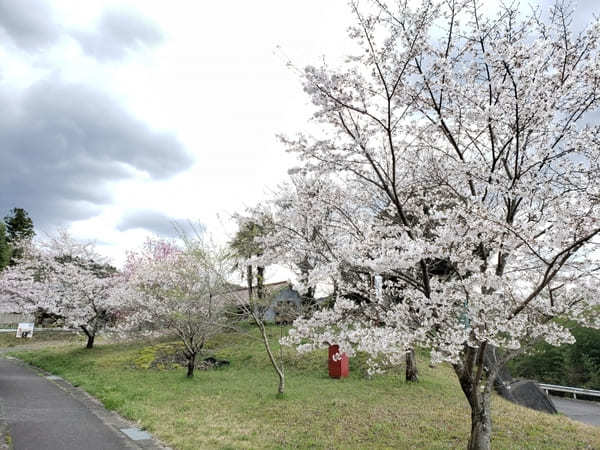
16,322 -> 34,338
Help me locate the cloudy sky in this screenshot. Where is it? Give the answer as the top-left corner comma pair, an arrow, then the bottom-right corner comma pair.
0,0 -> 357,266
0,0 -> 598,268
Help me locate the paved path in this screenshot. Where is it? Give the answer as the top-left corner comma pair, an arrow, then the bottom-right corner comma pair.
551,395 -> 600,427
0,357 -> 166,450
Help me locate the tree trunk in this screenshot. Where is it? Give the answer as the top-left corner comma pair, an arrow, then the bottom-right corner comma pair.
467,394 -> 492,450
456,347 -> 493,450
81,325 -> 95,349
405,349 -> 419,382
257,266 -> 265,300
186,353 -> 196,378
246,265 -> 253,300
277,371 -> 285,395
256,319 -> 285,395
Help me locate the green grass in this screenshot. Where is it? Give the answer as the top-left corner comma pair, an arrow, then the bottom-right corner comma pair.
0,330 -> 84,349
8,327 -> 600,449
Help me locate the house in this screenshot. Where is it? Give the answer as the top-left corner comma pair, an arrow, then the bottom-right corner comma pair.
221,281 -> 306,323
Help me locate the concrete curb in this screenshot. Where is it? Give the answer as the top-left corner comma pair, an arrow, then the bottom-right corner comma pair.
0,370 -> 12,450
4,357 -> 171,450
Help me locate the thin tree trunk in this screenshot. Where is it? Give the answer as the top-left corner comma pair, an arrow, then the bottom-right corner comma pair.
186,353 -> 196,378
405,348 -> 419,382
256,319 -> 285,395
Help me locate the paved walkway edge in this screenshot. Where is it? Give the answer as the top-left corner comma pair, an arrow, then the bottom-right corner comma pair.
2,356 -> 171,450
0,421 -> 13,450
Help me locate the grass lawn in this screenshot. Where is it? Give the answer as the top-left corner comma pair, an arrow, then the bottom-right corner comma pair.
6,327 -> 600,449
0,329 -> 84,349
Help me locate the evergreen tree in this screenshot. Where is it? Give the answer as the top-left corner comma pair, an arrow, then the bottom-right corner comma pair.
4,208 -> 35,243
0,223 -> 10,270
230,219 -> 268,300
4,208 -> 35,265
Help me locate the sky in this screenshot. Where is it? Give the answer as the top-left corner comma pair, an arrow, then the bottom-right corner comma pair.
0,0 -> 598,270
0,0 -> 356,269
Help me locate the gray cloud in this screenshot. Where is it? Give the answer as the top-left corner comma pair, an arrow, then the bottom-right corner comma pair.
0,0 -> 60,50
72,8 -> 164,61
116,210 -> 202,238
0,1 -> 163,59
116,210 -> 178,237
0,78 -> 194,229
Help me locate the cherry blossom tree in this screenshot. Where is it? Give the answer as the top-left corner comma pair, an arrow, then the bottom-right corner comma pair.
280,1 -> 600,448
0,231 -> 123,348
0,242 -> 49,316
256,172 -> 423,380
123,237 -> 234,378
260,174 -> 348,305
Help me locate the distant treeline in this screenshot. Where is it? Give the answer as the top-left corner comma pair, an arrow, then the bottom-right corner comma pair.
509,321 -> 600,390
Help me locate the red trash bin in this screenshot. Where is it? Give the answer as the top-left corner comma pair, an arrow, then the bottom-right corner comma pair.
328,344 -> 349,378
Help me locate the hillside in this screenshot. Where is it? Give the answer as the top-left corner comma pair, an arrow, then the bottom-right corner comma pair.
7,328 -> 600,450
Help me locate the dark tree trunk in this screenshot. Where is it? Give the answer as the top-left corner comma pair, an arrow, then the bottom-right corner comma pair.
405,349 -> 419,382
467,393 -> 492,450
257,266 -> 265,299
456,345 -> 493,450
247,265 -> 253,300
299,259 -> 315,308
301,286 -> 316,309
81,325 -> 95,349
186,353 -> 196,378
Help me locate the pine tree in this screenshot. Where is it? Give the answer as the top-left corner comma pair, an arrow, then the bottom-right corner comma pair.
0,223 -> 10,270
4,208 -> 35,265
4,208 -> 35,243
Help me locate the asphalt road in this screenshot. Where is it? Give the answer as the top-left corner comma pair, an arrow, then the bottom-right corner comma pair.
0,357 -> 160,450
551,395 -> 600,427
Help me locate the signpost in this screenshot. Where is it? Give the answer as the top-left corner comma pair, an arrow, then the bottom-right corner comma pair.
16,323 -> 34,338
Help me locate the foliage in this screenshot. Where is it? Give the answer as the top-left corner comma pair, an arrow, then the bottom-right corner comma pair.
0,223 -> 10,271
276,1 -> 600,448
230,211 -> 275,304
3,208 -> 35,265
230,218 -> 268,261
4,208 -> 35,243
509,321 -> 600,390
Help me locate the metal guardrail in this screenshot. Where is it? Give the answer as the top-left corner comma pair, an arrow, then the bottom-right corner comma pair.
538,383 -> 600,400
